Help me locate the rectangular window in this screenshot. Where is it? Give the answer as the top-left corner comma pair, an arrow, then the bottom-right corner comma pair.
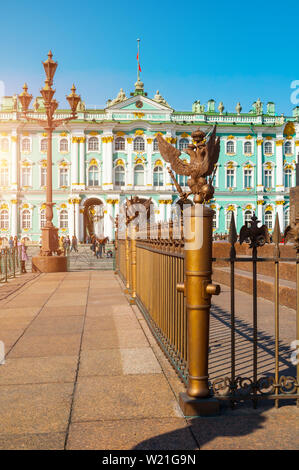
226,169 -> 234,188
22,167 -> 31,186
264,170 -> 272,188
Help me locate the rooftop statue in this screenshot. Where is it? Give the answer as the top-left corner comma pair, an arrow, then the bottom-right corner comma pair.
153,90 -> 170,107
77,100 -> 86,112
157,125 -> 220,204
108,88 -> 127,107
236,102 -> 242,115
218,101 -> 224,114
192,100 -> 205,113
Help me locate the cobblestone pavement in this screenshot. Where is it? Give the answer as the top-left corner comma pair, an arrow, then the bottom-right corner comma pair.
0,271 -> 298,450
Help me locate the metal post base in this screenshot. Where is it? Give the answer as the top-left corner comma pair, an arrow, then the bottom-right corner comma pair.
179,392 -> 220,417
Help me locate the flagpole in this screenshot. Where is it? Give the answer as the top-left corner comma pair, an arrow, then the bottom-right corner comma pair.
137,38 -> 140,81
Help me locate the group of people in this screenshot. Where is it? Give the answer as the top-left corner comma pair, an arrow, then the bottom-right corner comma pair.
4,236 -> 29,273
57,235 -> 79,255
89,236 -> 113,259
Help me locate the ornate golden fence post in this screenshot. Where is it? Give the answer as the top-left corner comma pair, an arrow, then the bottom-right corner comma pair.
177,204 -> 221,416
124,226 -> 130,294
130,224 -> 137,304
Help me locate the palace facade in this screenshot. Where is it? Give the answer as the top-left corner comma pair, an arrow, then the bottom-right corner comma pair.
0,77 -> 298,242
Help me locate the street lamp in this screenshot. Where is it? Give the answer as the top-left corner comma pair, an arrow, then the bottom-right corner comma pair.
18,51 -> 81,272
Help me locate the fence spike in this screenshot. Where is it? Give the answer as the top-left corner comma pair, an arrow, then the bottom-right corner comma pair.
228,211 -> 238,246
272,214 -> 282,246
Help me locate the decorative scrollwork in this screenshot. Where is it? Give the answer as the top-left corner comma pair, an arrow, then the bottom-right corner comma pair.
279,376 -> 298,394
212,375 -> 278,397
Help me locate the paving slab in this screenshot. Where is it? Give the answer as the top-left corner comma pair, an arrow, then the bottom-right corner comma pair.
67,418 -> 196,450
0,432 -> 65,450
71,375 -> 182,422
8,333 -> 82,358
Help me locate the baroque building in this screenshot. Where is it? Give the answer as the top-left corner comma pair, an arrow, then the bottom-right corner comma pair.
0,78 -> 298,242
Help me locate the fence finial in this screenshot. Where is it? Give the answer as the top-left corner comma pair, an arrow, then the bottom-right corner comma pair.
272,214 -> 282,246
228,211 -> 238,246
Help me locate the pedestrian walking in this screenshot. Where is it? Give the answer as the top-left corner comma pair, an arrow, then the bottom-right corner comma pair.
71,235 -> 78,253
19,239 -> 29,273
8,236 -> 13,250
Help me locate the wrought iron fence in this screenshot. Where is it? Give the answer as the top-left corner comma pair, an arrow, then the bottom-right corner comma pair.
115,214 -> 299,409
0,247 -> 21,283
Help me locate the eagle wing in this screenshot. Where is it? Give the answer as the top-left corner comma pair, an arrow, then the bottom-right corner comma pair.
239,225 -> 250,245
201,125 -> 220,177
157,134 -> 192,176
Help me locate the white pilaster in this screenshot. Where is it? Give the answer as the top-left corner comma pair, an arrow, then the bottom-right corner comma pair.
11,199 -> 18,236
75,200 -> 80,240
146,138 -> 152,187
126,138 -> 133,188
11,133 -> 18,191
257,199 -> 264,225
256,136 -> 263,191
276,200 -> 284,230
79,137 -> 86,189
102,135 -> 113,190
275,137 -> 284,191
71,137 -> 79,190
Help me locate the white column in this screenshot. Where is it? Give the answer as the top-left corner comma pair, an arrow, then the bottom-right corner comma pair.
79,137 -> 86,189
11,133 -> 18,191
105,200 -> 114,240
276,200 -> 284,230
146,138 -> 152,187
75,199 -> 80,240
11,199 -> 18,236
158,200 -> 166,221
102,136 -> 113,190
275,138 -> 284,191
126,138 -> 133,188
68,199 -> 74,238
166,201 -> 172,221
79,207 -> 84,242
256,137 -> 263,191
71,137 -> 79,189
257,200 -> 264,224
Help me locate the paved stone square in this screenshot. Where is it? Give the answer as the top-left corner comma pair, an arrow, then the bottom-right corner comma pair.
0,270 -> 298,450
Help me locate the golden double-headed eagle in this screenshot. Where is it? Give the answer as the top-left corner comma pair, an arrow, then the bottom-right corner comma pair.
157,125 -> 220,203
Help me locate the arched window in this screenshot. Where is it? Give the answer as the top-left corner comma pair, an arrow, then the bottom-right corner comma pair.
59,138 -> 68,152
1,138 -> 9,152
244,210 -> 252,226
0,167 -> 8,186
88,165 -> 99,186
264,141 -> 272,154
134,164 -> 144,186
115,165 -> 125,186
226,140 -> 235,154
284,141 -> 292,155
226,166 -> 235,187
153,165 -> 163,187
41,166 -> 47,186
265,210 -> 273,230
212,211 -> 217,229
133,137 -> 145,152
153,138 -> 159,152
59,210 -> 68,229
284,168 -> 292,188
244,141 -> 252,154
22,138 -> 31,152
225,210 -> 234,230
284,208 -> 290,229
40,138 -> 48,152
115,137 -> 125,151
244,167 -> 253,188
264,168 -> 273,188
179,138 -> 189,151
88,137 -> 99,151
0,209 -> 9,229
40,209 -> 46,228
22,166 -> 31,187
22,209 -> 31,229
59,167 -> 69,187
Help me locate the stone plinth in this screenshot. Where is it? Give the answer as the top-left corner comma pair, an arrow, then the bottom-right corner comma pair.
32,256 -> 67,273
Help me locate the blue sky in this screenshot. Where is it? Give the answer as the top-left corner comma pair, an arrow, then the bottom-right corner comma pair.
1,0 -> 298,114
